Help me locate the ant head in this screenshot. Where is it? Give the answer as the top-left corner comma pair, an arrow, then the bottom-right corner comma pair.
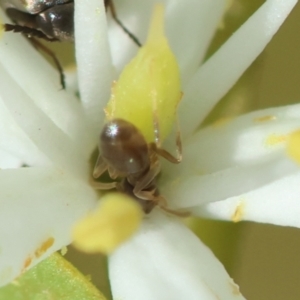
100,119 -> 150,174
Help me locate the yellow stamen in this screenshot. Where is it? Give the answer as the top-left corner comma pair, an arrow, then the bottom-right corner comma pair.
287,130 -> 300,164
105,4 -> 181,143
72,193 -> 143,255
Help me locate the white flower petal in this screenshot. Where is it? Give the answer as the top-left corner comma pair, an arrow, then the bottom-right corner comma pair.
75,0 -> 114,136
165,0 -> 227,87
106,0 -> 144,72
194,172 -> 300,228
109,210 -> 245,300
162,105 -> 300,208
0,148 -> 23,169
0,167 -> 97,287
0,95 -> 49,166
0,9 -> 90,149
0,71 -> 88,178
163,156 -> 298,209
179,0 -> 298,138
167,104 -> 300,174
110,0 -> 227,85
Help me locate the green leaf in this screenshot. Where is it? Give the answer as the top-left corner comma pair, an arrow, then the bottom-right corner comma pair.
0,253 -> 107,300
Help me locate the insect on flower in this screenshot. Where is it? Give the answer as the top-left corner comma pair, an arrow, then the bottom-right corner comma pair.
92,4 -> 183,215
1,0 -> 141,87
2,0 -> 141,44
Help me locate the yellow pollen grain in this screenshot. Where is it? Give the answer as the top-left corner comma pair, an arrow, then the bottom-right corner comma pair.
20,237 -> 55,274
72,193 -> 143,255
95,7 -> 101,15
287,130 -> 300,165
265,134 -> 287,146
22,257 -> 32,272
231,201 -> 245,223
254,115 -> 277,123
229,280 -> 241,296
60,246 -> 68,256
11,279 -> 20,286
34,237 -> 55,258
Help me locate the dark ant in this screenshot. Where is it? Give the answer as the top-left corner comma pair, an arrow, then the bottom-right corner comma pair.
1,0 -> 141,88
92,118 -> 183,214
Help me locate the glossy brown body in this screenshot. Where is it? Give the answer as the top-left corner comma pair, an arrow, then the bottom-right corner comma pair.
93,118 -> 181,214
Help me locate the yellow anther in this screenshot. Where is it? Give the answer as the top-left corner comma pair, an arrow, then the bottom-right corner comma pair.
105,4 -> 181,143
265,134 -> 287,146
231,200 -> 245,223
287,130 -> 300,164
254,115 -> 276,123
212,117 -> 233,128
72,193 -> 143,255
0,21 -> 4,39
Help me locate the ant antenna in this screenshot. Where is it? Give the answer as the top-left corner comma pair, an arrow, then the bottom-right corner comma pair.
106,0 -> 142,47
3,24 -> 65,89
31,38 -> 66,89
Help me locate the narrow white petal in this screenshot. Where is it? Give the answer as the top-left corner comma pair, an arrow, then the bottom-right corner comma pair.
167,104 -> 300,175
0,71 -> 88,178
179,0 -> 298,137
165,0 -> 227,86
109,211 -> 245,300
0,148 -> 22,169
195,172 -> 300,228
0,96 -> 49,166
75,0 -> 114,136
163,156 -> 298,209
0,10 -> 90,149
161,104 -> 300,208
0,167 -> 97,287
110,0 -> 226,85
106,0 -> 145,72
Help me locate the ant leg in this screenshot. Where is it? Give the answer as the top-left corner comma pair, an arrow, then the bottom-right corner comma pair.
30,38 -> 65,89
132,159 -> 161,200
135,189 -> 189,217
150,114 -> 182,164
108,165 -> 121,180
93,155 -> 108,178
91,180 -> 117,190
159,204 -> 190,217
105,0 -> 142,47
149,189 -> 189,217
4,25 -> 65,88
4,8 -> 64,89
92,155 -> 118,190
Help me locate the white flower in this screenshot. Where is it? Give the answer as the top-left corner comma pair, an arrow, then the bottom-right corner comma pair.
0,0 -> 298,299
